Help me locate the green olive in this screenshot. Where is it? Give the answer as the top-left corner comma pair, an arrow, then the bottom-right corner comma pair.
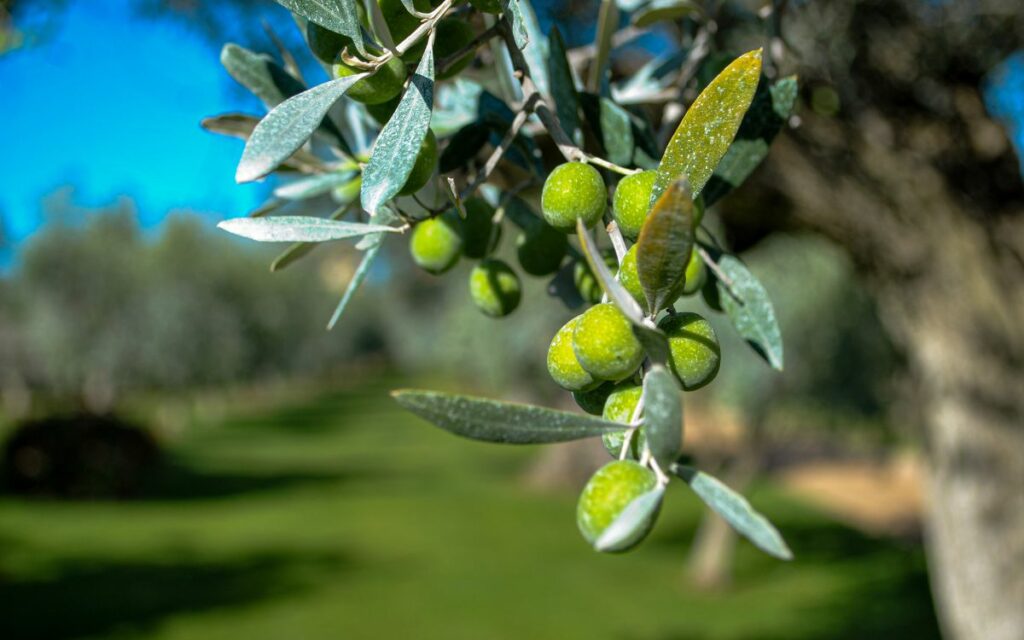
469,258 -> 521,318
611,170 -> 656,240
572,303 -> 644,382
659,311 -> 721,390
547,316 -> 598,392
398,130 -> 438,195
517,221 -> 568,276
461,197 -> 500,259
334,56 -> 407,105
409,210 -> 463,274
541,163 -> 607,232
577,460 -> 660,552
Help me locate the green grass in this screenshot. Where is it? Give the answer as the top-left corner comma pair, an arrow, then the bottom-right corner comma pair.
0,379 -> 940,639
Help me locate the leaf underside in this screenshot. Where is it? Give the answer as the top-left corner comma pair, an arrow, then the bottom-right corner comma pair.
642,365 -> 682,468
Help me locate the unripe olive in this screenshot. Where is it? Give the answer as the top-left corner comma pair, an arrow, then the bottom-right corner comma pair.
469,258 -> 521,318
577,460 -> 660,552
611,170 -> 656,240
365,93 -> 402,125
469,0 -> 502,13
617,245 -> 686,313
306,21 -> 353,64
547,316 -> 597,392
573,381 -> 615,416
517,221 -> 568,276
461,197 -> 500,259
377,0 -> 442,63
435,18 -> 475,80
680,249 -> 706,296
334,56 -> 407,105
601,383 -> 646,459
398,130 -> 438,195
659,311 -> 720,390
541,163 -> 607,232
573,303 -> 644,381
409,210 -> 463,274
573,251 -> 617,304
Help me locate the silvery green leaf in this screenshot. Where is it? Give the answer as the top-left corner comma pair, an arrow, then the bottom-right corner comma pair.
221,43 -> 306,110
594,486 -> 664,552
218,216 -> 398,242
652,49 -> 762,204
361,44 -> 435,214
274,0 -> 367,56
599,99 -> 634,167
616,0 -> 649,10
270,202 -> 355,272
702,76 -> 798,207
364,0 -> 398,53
391,390 -> 627,444
236,74 -> 365,183
673,465 -> 793,560
547,27 -> 581,143
588,0 -> 619,93
642,365 -> 682,468
273,171 -> 357,200
201,113 -> 261,139
509,0 -> 549,95
501,0 -> 530,51
327,233 -> 384,329
712,251 -> 784,370
632,0 -> 699,28
432,79 -> 483,134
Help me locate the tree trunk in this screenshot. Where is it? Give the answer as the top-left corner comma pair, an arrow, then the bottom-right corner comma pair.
741,114 -> 1024,639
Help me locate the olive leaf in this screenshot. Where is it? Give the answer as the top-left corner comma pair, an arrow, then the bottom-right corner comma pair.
547,27 -> 581,144
702,75 -> 799,207
580,94 -> 635,167
642,365 -> 682,468
202,114 -> 325,173
509,0 -> 549,95
326,232 -> 385,329
237,74 -> 366,183
218,216 -> 398,242
274,0 -> 368,57
588,0 -> 619,93
501,0 -> 530,51
594,486 -> 664,552
361,43 -> 435,215
273,171 -> 357,200
710,250 -> 784,371
221,44 -> 306,110
392,390 -> 627,444
673,464 -> 793,560
270,200 -> 359,272
632,0 -> 700,28
652,48 -> 762,204
439,122 -> 490,172
636,178 -> 694,313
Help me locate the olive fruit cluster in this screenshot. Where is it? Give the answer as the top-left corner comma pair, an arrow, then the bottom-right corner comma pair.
409,198 -> 522,318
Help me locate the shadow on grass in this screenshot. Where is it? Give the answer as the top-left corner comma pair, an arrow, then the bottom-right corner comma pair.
0,550 -> 352,640
138,458 -> 370,501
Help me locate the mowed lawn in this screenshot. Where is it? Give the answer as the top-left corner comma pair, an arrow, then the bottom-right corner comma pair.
0,378 -> 940,639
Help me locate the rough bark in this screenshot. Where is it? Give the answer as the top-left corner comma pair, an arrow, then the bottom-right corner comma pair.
736,106 -> 1024,638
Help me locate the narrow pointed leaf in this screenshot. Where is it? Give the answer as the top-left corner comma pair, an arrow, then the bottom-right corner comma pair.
501,0 -> 530,51
674,465 -> 793,560
221,44 -> 306,110
712,251 -> 784,370
652,49 -> 762,204
632,0 -> 699,28
361,45 -> 435,214
270,201 -> 356,272
392,390 -> 627,444
547,27 -> 581,143
511,0 -> 549,95
274,0 -> 367,56
636,178 -> 694,312
237,74 -> 365,183
588,0 -> 619,93
703,75 -> 798,207
274,171 -> 356,200
203,113 -> 326,173
642,365 -> 682,468
327,233 -> 384,329
365,0 -> 398,54
218,216 -> 398,242
594,486 -> 664,552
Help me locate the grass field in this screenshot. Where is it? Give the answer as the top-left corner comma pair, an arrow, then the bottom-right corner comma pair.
0,378 -> 941,639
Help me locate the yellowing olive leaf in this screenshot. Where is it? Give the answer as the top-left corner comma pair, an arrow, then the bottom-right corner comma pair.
237,74 -> 366,183
361,43 -> 435,214
636,178 -> 694,312
652,48 -> 762,204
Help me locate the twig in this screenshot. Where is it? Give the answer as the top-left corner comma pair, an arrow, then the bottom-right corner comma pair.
696,245 -> 737,292
460,92 -> 540,200
437,22 -> 502,76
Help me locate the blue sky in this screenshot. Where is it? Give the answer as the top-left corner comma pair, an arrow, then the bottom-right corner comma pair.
0,0 -> 287,245
1,1 -> 1022,256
